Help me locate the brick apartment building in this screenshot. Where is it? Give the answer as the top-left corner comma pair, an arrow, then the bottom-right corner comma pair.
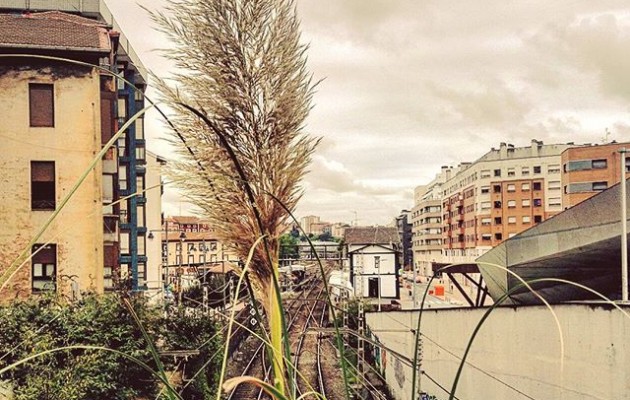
411,139 -> 630,276
562,141 -> 630,208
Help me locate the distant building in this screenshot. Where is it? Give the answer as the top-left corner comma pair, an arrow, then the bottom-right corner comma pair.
331,222 -> 350,238
394,210 -> 413,268
300,215 -> 320,235
561,141 -> 630,208
411,166 -> 458,275
441,140 -> 570,264
344,227 -> 401,300
0,6 -> 153,299
158,216 -> 238,292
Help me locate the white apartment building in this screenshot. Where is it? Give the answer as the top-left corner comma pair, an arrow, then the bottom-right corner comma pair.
441,140 -> 571,265
411,166 -> 459,276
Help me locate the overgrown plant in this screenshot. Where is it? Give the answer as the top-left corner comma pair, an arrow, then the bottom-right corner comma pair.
149,0 -> 319,396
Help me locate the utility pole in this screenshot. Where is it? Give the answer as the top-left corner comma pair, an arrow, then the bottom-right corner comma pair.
356,254 -> 365,382
417,334 -> 424,400
621,148 -> 628,302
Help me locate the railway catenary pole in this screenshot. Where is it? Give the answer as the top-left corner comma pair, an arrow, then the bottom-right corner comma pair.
357,254 -> 365,382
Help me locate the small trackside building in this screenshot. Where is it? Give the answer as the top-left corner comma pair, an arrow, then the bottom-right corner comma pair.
345,226 -> 401,300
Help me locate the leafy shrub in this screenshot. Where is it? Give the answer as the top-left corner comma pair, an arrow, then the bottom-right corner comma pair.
0,293 -> 221,400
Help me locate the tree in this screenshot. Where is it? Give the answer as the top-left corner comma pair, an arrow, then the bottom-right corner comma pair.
151,0 -> 317,395
279,233 -> 299,260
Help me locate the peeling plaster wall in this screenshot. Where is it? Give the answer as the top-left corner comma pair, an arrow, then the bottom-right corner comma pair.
0,63 -> 104,299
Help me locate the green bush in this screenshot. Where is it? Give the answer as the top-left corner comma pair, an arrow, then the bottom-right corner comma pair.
0,293 -> 221,400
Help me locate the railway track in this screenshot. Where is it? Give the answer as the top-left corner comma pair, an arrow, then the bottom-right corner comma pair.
226,265 -> 331,400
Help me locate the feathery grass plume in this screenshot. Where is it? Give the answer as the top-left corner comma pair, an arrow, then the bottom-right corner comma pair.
149,0 -> 319,394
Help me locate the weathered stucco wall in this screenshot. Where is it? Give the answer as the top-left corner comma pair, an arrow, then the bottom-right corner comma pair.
0,64 -> 104,299
366,304 -> 630,400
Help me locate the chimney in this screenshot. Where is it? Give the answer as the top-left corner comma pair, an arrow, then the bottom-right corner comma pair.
500,142 -> 507,158
531,139 -> 540,156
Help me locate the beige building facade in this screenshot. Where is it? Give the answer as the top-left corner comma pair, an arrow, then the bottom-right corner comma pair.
0,60 -> 106,297
0,8 -> 155,300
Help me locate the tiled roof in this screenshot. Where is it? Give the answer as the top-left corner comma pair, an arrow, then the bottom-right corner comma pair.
169,215 -> 206,225
344,227 -> 400,245
163,231 -> 219,242
0,11 -> 110,52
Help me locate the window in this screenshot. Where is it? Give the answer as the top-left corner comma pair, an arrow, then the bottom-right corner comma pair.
493,185 -> 501,193
549,197 -> 562,207
566,159 -> 608,172
522,167 -> 530,176
534,215 -> 542,223
507,200 -> 516,208
209,241 -> 218,251
507,184 -> 516,192
481,234 -> 492,241
104,266 -> 113,290
507,216 -> 516,224
494,169 -> 501,177
481,218 -> 491,226
29,83 -> 54,127
507,167 -> 515,177
480,170 -> 491,178
32,244 -> 56,291
565,181 -> 609,193
522,199 -> 531,207
188,254 -> 194,265
199,254 -> 206,264
494,201 -> 502,208
494,217 -> 502,224
523,216 -> 531,224
481,202 -> 491,210
176,242 -> 182,252
495,233 -> 503,240
481,186 -> 490,194
533,182 -> 542,190
533,166 -> 541,174
175,254 -> 182,265
548,180 -> 561,190
31,161 -> 55,210
548,164 -> 560,174
533,198 -> 542,207
187,242 -> 196,252
522,183 -> 530,191
374,256 -> 381,269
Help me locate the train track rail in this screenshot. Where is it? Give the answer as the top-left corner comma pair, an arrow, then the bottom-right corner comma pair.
226,264 -> 331,400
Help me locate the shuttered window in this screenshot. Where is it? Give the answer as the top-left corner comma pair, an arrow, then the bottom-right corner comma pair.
29,83 -> 54,127
31,161 -> 55,210
32,244 -> 56,291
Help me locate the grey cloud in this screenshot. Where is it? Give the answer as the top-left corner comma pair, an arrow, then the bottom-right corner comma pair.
427,81 -> 531,127
527,12 -> 630,102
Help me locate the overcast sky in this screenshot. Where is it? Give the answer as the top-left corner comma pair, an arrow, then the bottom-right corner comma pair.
105,0 -> 630,226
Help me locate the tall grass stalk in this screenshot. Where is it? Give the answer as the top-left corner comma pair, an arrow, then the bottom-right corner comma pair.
149,0 -> 319,395
263,190 -> 351,400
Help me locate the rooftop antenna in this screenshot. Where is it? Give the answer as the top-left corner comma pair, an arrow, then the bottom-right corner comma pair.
603,127 -> 611,143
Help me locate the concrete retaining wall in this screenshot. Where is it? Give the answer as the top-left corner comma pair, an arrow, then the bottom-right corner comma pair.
366,304 -> 630,399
